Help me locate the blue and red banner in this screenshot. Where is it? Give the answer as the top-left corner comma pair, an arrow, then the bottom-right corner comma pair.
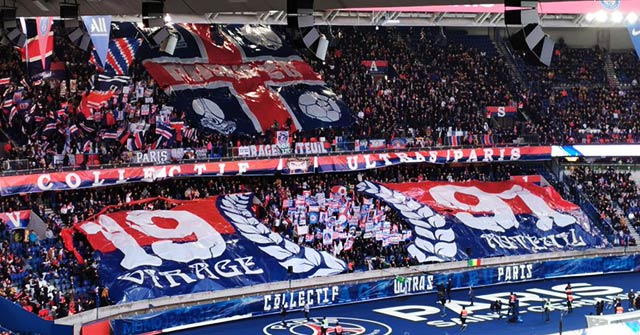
0,146 -> 552,197
361,60 -> 389,75
143,24 -> 353,135
90,37 -> 142,76
66,195 -> 347,303
356,180 -> 608,262
0,211 -> 30,229
485,106 -> 517,118
19,19 -> 53,80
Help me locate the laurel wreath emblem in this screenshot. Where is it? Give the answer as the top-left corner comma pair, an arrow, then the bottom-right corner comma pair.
219,194 -> 347,277
356,181 -> 458,262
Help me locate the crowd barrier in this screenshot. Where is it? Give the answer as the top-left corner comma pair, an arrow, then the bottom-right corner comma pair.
107,253 -> 640,335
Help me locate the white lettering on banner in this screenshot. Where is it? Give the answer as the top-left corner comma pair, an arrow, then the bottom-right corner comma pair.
194,164 -> 206,175
163,62 -> 303,85
117,258 -> 264,288
5,212 -> 21,227
480,228 -> 586,252
89,17 -> 108,34
263,286 -> 340,311
428,184 -> 577,232
168,166 -> 181,177
295,142 -> 327,155
65,173 -> 81,189
79,210 -> 228,270
37,174 -> 53,191
239,144 -> 291,158
92,171 -> 105,186
133,150 -> 169,164
497,264 -> 533,282
16,147 -> 539,194
117,169 -> 128,183
393,274 -> 434,294
375,282 -> 624,328
238,163 -> 249,174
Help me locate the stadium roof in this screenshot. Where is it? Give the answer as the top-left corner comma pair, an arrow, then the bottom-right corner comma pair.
19,0 -> 638,28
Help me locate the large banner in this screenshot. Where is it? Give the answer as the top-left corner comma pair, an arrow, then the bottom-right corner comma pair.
357,180 -> 608,262
0,146 -> 552,197
111,254 -> 640,335
67,195 -> 346,303
143,24 -> 353,135
0,211 -> 30,230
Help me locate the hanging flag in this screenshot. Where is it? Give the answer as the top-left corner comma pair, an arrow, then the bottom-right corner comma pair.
82,16 -> 112,68
89,37 -> 142,76
0,78 -> 10,86
628,23 -> 640,59
134,131 -> 143,150
36,17 -> 53,70
19,19 -> 53,79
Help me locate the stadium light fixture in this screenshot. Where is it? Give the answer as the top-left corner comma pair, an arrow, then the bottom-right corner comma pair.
627,12 -> 638,25
1,7 -> 25,48
611,11 -> 623,23
142,0 -> 165,28
595,10 -> 607,23
164,13 -> 172,24
585,12 -> 595,22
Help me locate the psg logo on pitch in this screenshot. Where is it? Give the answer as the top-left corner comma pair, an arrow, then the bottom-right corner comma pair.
263,317 -> 392,335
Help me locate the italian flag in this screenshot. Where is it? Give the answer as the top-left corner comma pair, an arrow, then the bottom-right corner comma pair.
467,259 -> 482,267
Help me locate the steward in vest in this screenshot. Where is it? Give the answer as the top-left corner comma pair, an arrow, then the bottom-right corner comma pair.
460,306 -> 469,330
335,321 -> 344,335
567,293 -> 574,313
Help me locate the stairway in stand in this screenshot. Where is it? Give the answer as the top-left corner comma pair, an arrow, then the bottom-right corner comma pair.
604,53 -> 621,88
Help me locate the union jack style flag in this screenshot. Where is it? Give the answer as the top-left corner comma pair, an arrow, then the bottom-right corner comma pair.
134,131 -> 143,150
183,127 -> 197,141
8,106 -> 17,125
103,130 -> 119,141
83,139 -> 92,153
90,38 -> 142,76
155,122 -> 174,140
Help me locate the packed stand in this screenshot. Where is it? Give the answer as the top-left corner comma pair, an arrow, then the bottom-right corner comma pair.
0,162 -> 536,319
512,39 -> 607,90
565,166 -> 638,247
611,51 -> 640,86
0,25 -> 534,172
307,27 -> 523,146
521,86 -> 640,144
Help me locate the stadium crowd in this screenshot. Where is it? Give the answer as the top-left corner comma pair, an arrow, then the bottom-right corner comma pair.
1,26 -> 640,172
565,166 -> 637,247
0,23 -> 638,325
0,162 -> 534,319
